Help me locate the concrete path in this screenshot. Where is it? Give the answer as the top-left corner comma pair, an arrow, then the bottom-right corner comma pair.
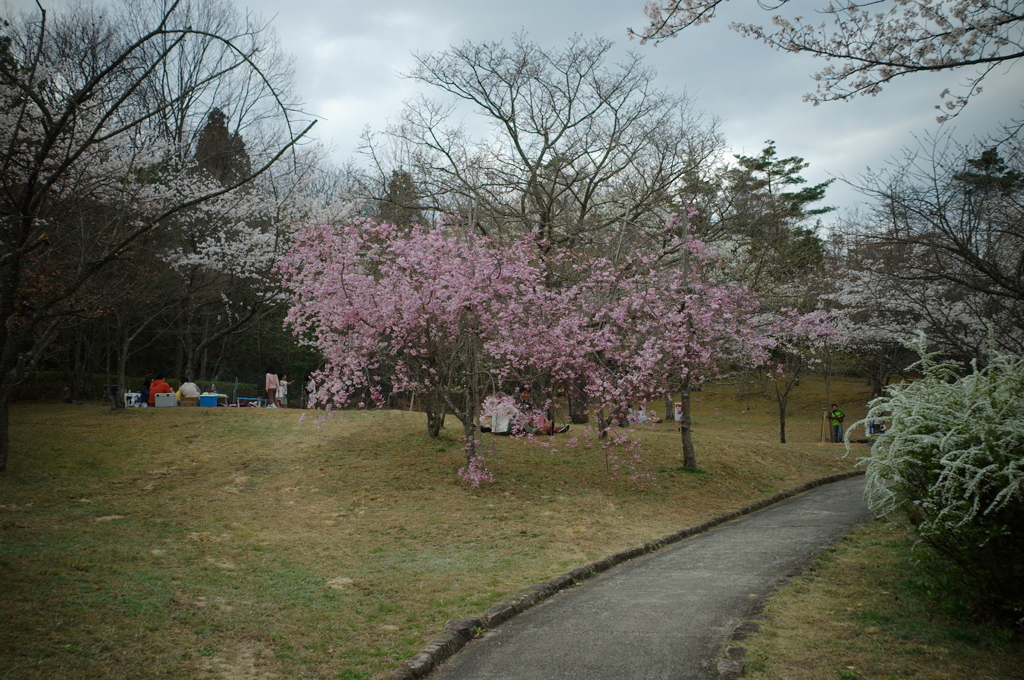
431,475 -> 870,680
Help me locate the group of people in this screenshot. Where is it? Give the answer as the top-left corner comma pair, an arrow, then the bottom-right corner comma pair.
264,367 -> 287,408
480,388 -> 854,443
136,374 -> 856,435
136,374 -> 172,406
133,369 -> 289,408
134,374 -> 202,407
481,384 -> 571,436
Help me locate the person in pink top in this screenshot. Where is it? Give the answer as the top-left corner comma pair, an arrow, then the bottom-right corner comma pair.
265,366 -> 280,408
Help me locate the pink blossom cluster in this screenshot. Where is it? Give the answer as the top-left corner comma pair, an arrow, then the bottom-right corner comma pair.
280,217 -> 812,485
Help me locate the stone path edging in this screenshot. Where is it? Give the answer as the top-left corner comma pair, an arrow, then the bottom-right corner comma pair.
388,469 -> 867,680
714,509 -> 868,679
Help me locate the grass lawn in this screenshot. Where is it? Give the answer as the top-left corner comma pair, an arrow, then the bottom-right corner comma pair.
741,518 -> 1024,679
2,377 -> 870,679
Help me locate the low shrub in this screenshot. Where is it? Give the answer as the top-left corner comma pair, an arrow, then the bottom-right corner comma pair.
857,336 -> 1024,623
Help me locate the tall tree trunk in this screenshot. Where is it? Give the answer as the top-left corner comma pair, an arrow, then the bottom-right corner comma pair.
678,212 -> 697,470
679,383 -> 697,470
0,395 -> 8,472
466,331 -> 480,463
115,334 -> 129,411
73,336 -> 85,398
184,344 -> 199,387
104,335 -> 113,408
0,323 -> 58,472
174,337 -> 184,384
199,315 -> 210,381
870,371 -> 884,397
774,376 -> 795,444
212,338 -> 227,382
63,343 -> 73,403
463,416 -> 477,465
114,311 -> 159,411
823,351 -> 833,412
778,394 -> 788,444
569,377 -> 589,424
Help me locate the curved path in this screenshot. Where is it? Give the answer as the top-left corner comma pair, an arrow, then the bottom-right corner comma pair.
431,475 -> 869,680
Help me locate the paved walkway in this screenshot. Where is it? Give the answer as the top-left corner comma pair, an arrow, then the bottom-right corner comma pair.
431,476 -> 870,680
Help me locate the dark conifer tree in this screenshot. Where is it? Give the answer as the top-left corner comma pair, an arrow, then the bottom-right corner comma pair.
194,108 -> 252,185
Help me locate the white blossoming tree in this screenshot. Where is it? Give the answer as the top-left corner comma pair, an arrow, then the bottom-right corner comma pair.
634,0 -> 1024,120
856,335 -> 1024,620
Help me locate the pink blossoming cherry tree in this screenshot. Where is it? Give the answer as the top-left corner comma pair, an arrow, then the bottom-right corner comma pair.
281,216 -> 781,481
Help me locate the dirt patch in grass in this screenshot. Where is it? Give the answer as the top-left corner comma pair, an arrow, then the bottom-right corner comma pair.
740,519 -> 1024,680
1,378 -> 870,679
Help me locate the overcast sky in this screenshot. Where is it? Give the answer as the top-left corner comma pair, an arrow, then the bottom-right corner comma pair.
11,0 -> 1024,222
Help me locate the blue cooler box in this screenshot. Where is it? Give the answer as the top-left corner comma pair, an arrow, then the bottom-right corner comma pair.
199,395 -> 219,407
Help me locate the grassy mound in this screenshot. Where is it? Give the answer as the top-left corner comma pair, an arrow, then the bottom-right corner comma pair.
1,378 -> 867,679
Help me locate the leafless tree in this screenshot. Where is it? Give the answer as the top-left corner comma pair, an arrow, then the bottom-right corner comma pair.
860,131 -> 1024,306
359,34 -> 723,256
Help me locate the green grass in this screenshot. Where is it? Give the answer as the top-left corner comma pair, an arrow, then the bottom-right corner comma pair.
742,518 -> 1024,680
2,378 -> 873,679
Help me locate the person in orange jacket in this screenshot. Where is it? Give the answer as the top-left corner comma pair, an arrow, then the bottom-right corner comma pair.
148,373 -> 174,406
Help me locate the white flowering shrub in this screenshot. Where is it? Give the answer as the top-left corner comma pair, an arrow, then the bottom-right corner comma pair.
857,335 -> 1024,620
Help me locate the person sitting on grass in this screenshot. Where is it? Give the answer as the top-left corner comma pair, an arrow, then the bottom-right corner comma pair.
138,377 -> 152,407
629,406 -> 663,424
148,373 -> 173,406
178,379 -> 201,407
512,384 -> 569,435
480,391 -> 518,435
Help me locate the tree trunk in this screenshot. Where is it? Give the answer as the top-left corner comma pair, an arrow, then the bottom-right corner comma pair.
679,384 -> 697,470
115,339 -> 129,411
466,332 -> 480,462
426,411 -> 445,438
73,336 -> 86,399
463,416 -> 478,465
569,377 -> 589,424
870,372 -> 884,397
104,338 -> 112,407
678,213 -> 697,471
174,337 -> 184,384
0,396 -> 8,472
774,377 -> 793,444
778,398 -> 788,444
199,315 -> 210,381
425,390 -> 446,438
184,344 -> 199,386
212,338 -> 227,382
823,352 -> 833,411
